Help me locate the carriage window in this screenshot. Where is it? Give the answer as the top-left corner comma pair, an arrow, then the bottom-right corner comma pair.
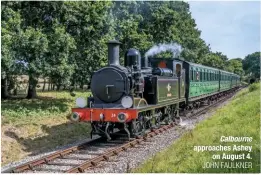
190,69 -> 193,81
195,69 -> 199,81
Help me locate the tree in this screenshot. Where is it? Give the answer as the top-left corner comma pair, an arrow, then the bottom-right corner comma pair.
2,1 -> 245,97
46,23 -> 76,90
1,6 -> 22,98
243,52 -> 260,80
112,1 -> 153,59
61,1 -> 114,88
225,58 -> 244,76
17,27 -> 48,98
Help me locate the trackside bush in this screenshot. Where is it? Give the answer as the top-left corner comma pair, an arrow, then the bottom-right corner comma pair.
249,82 -> 260,92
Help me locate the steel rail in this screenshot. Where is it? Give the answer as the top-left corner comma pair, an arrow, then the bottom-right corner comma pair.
2,138 -> 101,173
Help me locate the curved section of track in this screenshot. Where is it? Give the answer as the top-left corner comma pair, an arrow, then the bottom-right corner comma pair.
2,88 -> 241,173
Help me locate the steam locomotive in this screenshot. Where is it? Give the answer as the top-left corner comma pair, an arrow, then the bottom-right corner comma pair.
70,40 -> 240,140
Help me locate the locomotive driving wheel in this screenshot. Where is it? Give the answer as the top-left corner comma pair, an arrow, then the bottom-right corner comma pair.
129,117 -> 145,137
154,114 -> 161,129
164,113 -> 172,125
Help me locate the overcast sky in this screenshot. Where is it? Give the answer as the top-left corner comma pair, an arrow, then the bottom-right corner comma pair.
188,1 -> 260,59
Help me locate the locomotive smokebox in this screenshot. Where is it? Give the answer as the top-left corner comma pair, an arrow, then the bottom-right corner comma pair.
107,40 -> 121,66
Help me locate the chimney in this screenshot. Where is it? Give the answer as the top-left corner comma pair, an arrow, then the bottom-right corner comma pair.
107,40 -> 121,66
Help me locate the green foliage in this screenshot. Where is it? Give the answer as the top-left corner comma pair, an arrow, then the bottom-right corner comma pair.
134,88 -> 260,173
61,1 -> 114,86
199,52 -> 226,69
1,7 -> 22,77
1,91 -> 91,125
249,82 -> 260,92
225,58 -> 244,76
1,1 -> 248,98
18,27 -> 48,77
47,24 -> 76,89
243,52 -> 260,79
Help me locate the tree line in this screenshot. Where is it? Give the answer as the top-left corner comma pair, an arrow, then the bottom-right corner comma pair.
1,1 -> 259,99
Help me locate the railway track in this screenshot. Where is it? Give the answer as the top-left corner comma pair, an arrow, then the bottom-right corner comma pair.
2,89 -> 240,173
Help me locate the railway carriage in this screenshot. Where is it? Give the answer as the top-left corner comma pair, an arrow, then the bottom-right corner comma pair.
183,62 -> 220,101
70,40 -> 240,141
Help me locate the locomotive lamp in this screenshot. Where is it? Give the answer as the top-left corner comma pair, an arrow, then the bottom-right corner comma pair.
121,96 -> 133,108
99,113 -> 105,120
76,97 -> 87,108
117,112 -> 128,122
70,112 -> 80,122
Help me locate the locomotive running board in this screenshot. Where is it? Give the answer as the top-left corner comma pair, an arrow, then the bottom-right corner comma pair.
136,98 -> 186,112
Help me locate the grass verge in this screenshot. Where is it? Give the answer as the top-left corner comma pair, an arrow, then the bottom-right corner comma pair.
1,91 -> 92,166
134,84 -> 260,173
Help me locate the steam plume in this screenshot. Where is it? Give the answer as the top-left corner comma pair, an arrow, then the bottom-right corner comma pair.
145,43 -> 183,58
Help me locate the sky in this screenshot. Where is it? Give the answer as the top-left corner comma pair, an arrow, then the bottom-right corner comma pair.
188,1 -> 260,59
